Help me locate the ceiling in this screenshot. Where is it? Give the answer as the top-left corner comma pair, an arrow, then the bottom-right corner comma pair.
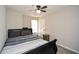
6,5 -> 65,17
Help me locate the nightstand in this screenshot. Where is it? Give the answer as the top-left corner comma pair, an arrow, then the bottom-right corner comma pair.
43,34 -> 50,41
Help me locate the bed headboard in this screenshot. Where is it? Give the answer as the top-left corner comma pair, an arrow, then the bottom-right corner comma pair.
8,27 -> 32,38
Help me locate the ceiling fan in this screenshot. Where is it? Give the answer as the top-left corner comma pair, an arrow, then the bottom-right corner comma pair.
36,5 -> 47,13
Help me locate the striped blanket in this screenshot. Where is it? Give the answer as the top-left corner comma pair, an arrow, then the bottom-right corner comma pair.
5,34 -> 42,46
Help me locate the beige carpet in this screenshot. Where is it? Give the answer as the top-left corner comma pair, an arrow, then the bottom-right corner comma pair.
57,45 -> 76,54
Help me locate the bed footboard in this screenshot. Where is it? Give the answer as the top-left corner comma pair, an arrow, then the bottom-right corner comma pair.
23,39 -> 57,54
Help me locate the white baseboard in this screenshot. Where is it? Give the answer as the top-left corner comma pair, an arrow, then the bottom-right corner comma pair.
57,43 -> 79,54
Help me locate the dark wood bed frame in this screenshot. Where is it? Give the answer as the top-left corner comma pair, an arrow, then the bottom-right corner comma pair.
8,27 -> 57,54
24,39 -> 57,54
8,27 -> 32,38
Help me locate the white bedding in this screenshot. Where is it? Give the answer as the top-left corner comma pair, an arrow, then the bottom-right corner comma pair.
1,39 -> 48,54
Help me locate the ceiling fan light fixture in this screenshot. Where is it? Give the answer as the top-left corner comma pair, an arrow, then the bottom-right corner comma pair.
37,10 -> 41,13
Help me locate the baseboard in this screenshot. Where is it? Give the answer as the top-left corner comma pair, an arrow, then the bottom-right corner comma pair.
57,43 -> 79,54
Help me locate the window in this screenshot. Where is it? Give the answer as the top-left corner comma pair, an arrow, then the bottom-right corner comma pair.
31,20 -> 38,33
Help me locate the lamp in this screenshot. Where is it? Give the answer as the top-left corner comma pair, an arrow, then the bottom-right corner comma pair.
36,10 -> 41,14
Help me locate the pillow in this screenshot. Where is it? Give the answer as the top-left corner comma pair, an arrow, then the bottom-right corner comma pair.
21,30 -> 32,36
22,27 -> 28,30
8,29 -> 21,38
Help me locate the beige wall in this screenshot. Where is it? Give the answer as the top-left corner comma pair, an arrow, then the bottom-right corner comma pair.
6,8 -> 45,34
23,15 -> 37,28
7,8 -> 35,29
44,6 -> 79,53
0,6 -> 7,52
38,17 -> 45,34
7,8 -> 23,29
23,15 -> 31,28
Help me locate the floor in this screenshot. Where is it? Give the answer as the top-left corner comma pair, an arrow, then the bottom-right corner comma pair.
57,45 -> 76,54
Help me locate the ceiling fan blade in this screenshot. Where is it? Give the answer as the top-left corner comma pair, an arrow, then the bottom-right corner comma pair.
40,10 -> 46,12
41,6 -> 47,9
36,5 -> 41,10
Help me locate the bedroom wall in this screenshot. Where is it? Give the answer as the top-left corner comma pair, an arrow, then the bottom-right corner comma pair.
0,6 -> 7,52
7,8 -> 34,29
44,6 -> 79,53
7,8 -> 23,29
38,17 -> 45,34
6,8 -> 43,33
23,15 -> 37,28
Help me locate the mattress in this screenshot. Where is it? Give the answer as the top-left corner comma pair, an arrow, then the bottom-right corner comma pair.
5,34 -> 42,46
1,39 -> 48,54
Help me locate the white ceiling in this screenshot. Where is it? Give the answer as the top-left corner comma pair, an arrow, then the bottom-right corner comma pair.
6,5 -> 65,17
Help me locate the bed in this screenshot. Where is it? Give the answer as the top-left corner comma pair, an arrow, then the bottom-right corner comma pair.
1,28 -> 57,54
